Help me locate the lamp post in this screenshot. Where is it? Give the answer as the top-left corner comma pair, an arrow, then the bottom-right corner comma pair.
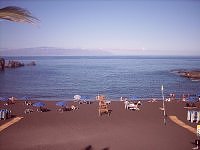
161,85 -> 166,125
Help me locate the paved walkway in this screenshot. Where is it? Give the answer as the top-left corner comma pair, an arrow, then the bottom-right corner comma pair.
169,116 -> 196,134
0,117 -> 23,132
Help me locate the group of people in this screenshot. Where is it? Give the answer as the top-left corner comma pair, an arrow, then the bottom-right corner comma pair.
4,96 -> 16,105
58,105 -> 79,112
120,96 -> 142,110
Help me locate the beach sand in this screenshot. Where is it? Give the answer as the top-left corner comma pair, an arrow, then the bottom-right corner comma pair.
0,100 -> 199,150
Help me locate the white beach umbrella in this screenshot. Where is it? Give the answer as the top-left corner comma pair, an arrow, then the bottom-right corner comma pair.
74,95 -> 81,100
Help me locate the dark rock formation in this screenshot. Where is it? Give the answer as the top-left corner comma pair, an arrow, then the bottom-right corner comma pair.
26,61 -> 36,66
182,71 -> 200,79
4,60 -> 36,69
171,69 -> 200,80
0,58 -> 5,71
6,60 -> 24,68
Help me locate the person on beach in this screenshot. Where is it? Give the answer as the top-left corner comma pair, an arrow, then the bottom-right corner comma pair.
71,105 -> 78,110
120,97 -> 123,101
96,94 -> 100,101
124,100 -> 129,109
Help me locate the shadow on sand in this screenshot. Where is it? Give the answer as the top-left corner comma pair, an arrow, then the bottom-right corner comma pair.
83,145 -> 110,150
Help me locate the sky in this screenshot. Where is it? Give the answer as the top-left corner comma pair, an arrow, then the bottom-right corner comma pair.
0,0 -> 200,56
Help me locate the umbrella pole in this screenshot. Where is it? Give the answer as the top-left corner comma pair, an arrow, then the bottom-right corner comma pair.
161,85 -> 166,125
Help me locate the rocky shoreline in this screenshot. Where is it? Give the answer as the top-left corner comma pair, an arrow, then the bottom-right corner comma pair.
0,59 -> 36,70
5,60 -> 36,68
171,69 -> 200,80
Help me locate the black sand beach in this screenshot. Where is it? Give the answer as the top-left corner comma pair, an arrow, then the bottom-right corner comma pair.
0,100 -> 199,150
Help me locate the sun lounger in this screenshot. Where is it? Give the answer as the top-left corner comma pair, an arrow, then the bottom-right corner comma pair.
127,103 -> 140,110
37,107 -> 49,112
148,99 -> 157,102
105,101 -> 111,105
24,109 -> 33,114
58,107 -> 71,112
58,105 -> 78,112
79,100 -> 92,104
124,100 -> 140,110
71,105 -> 78,110
24,101 -> 32,105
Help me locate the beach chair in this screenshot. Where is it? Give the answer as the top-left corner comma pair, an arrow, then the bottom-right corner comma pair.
24,101 -> 32,105
71,105 -> 78,110
24,109 -> 33,114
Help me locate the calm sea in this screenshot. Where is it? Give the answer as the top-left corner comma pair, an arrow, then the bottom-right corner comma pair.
0,56 -> 200,100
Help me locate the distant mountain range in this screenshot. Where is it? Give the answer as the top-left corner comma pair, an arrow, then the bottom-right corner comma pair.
0,47 -> 112,56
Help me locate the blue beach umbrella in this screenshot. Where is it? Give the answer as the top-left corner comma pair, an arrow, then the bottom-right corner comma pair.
56,101 -> 67,107
33,102 -> 45,107
21,96 -> 30,100
0,97 -> 8,101
81,96 -> 90,100
187,96 -> 198,102
131,96 -> 139,100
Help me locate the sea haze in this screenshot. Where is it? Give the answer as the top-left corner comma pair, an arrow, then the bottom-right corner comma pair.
0,47 -> 112,56
0,56 -> 200,100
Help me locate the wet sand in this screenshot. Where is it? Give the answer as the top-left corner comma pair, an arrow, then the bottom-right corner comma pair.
0,100 -> 199,150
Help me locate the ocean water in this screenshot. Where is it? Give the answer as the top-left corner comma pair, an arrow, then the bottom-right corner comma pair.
0,56 -> 200,100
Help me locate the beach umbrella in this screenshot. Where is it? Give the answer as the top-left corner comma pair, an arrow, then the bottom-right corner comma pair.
74,95 -> 81,100
81,96 -> 90,100
187,96 -> 198,102
21,96 -> 30,100
56,101 -> 67,107
0,97 -> 8,101
33,102 -> 45,107
131,96 -> 139,100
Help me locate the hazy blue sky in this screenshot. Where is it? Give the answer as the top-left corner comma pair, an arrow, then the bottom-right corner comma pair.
0,0 -> 200,56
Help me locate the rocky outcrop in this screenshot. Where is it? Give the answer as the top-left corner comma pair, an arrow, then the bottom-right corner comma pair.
0,58 -> 5,71
171,69 -> 200,80
26,61 -> 36,66
6,60 -> 24,68
4,60 -> 36,68
182,71 -> 200,79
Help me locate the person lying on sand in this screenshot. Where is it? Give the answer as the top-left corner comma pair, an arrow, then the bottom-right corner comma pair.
71,105 -> 78,110
24,101 -> 32,105
24,108 -> 33,114
148,99 -> 157,102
